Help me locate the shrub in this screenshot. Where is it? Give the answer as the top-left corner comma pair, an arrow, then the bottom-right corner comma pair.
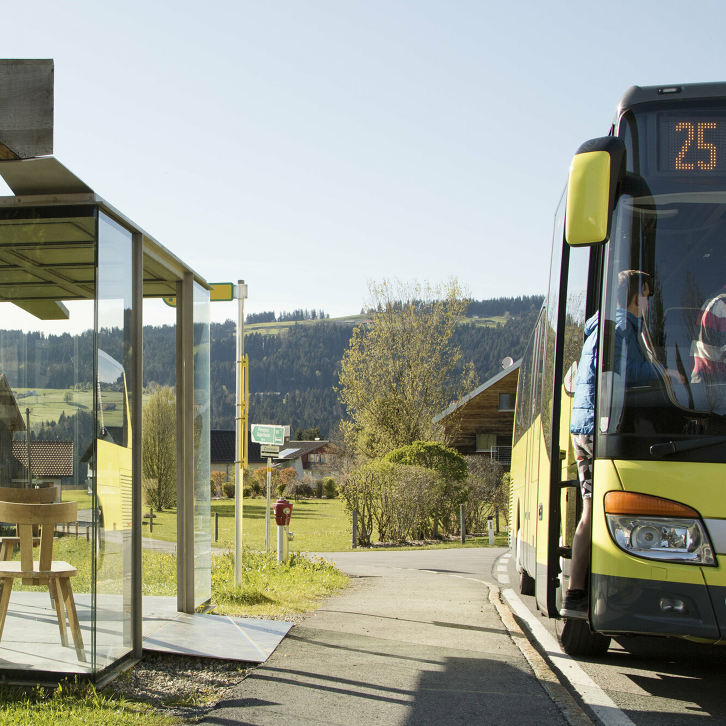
323,477 -> 338,499
250,480 -> 263,498
276,481 -> 287,498
211,471 -> 227,498
223,481 -> 235,499
315,479 -> 324,498
242,486 -> 252,498
284,480 -> 315,501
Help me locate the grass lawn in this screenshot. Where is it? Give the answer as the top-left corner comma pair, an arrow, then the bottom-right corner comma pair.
144,497 -> 509,552
0,682 -> 175,726
61,489 -> 93,510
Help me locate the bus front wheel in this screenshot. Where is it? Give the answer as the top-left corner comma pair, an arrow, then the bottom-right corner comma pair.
560,618 -> 611,657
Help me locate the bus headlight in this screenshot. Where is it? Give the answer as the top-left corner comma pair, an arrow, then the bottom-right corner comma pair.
606,516 -> 715,564
604,491 -> 715,565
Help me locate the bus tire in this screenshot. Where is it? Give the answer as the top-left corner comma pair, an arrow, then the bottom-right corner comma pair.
519,569 -> 535,596
560,618 -> 611,657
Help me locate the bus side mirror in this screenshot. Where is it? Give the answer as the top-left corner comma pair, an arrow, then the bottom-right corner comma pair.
565,137 -> 626,246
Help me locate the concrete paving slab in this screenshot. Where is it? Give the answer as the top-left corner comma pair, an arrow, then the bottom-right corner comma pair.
143,613 -> 292,662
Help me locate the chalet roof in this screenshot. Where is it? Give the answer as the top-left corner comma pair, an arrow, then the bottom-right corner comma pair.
433,359 -> 522,424
276,440 -> 328,461
12,440 -> 74,477
210,430 -> 265,465
0,375 -> 25,433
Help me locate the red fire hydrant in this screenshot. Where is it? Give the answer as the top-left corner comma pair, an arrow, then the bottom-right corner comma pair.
273,499 -> 293,561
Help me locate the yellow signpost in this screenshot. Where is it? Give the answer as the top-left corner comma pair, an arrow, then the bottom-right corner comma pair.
162,282 -> 235,307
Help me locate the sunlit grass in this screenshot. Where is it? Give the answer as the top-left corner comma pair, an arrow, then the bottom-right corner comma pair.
144,498 -> 351,552
0,680 -> 175,726
61,489 -> 92,510
210,547 -> 348,618
143,497 -> 509,552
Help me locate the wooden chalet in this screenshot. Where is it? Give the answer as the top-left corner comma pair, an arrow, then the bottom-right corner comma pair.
433,359 -> 521,469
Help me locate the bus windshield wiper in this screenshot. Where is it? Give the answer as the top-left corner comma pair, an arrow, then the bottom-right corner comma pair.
650,435 -> 726,458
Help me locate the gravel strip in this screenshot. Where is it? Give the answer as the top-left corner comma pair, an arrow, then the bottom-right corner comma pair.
108,614 -> 304,722
110,652 -> 256,722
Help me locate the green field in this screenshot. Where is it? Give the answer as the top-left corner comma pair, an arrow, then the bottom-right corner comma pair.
16,388 -> 151,427
141,497 -> 508,552
243,312 -> 507,337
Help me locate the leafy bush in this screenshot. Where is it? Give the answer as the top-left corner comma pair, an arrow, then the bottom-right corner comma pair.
315,479 -> 324,498
284,480 -> 314,501
323,477 -> 338,499
276,481 -> 287,498
223,481 -> 235,499
242,486 -> 252,498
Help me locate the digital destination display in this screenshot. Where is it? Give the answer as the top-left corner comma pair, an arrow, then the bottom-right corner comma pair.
660,115 -> 726,173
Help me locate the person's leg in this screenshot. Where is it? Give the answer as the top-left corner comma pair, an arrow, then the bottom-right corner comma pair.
561,434 -> 593,619
569,498 -> 592,591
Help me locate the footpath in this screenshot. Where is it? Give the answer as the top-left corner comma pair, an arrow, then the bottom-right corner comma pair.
200,548 -> 571,726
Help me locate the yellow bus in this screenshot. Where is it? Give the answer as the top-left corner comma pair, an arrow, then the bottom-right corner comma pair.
512,82 -> 726,656
95,349 -> 132,535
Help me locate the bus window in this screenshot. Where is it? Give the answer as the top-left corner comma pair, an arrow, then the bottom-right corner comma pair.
598,102 -> 726,459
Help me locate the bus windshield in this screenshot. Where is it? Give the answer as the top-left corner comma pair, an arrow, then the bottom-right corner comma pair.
599,102 -> 726,459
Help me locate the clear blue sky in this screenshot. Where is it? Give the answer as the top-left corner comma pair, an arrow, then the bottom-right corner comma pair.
4,0 -> 726,322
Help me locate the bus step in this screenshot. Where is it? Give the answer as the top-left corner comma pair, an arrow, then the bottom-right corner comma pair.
557,546 -> 573,559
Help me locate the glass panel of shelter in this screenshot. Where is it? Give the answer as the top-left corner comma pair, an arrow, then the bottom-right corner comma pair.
0,205 -> 96,673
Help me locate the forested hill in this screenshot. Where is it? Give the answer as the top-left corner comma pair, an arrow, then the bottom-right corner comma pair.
207,295 -> 544,435
0,295 -> 543,438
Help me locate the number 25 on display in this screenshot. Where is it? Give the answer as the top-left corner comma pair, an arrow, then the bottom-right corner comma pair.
675,121 -> 718,171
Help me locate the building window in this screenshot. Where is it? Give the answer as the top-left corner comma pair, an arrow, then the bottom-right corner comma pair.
498,393 -> 516,411
476,433 -> 496,452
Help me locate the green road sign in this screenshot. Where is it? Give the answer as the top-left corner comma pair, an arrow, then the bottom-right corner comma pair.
163,282 -> 235,307
251,424 -> 285,445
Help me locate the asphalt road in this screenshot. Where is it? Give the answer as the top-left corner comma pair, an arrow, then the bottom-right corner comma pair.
201,547 -> 569,726
501,551 -> 726,725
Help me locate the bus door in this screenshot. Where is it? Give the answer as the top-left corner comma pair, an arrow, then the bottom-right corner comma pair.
549,242 -> 603,613
536,192 -> 600,615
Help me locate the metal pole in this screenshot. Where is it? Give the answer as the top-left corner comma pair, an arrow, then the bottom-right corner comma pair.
25,408 -> 31,488
265,457 -> 272,552
234,281 -> 248,584
214,512 -> 219,542
150,507 -> 153,534
460,504 -> 465,545
352,509 -> 358,549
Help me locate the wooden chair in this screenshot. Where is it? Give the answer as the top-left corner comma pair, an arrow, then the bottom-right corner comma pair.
0,486 -> 58,561
0,501 -> 86,662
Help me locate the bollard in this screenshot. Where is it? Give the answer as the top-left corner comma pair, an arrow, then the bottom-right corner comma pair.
150,507 -> 153,534
214,512 -> 219,542
460,504 -> 466,544
352,509 -> 358,549
488,516 -> 495,546
75,521 -> 78,539
273,499 -> 293,563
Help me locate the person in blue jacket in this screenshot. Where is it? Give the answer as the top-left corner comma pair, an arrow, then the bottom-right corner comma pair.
561,270 -> 682,619
560,309 -> 599,619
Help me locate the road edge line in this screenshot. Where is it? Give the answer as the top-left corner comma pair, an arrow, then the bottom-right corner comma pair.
488,584 -> 595,726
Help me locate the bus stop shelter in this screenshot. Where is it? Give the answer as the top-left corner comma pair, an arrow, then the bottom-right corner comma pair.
0,153 -> 212,681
